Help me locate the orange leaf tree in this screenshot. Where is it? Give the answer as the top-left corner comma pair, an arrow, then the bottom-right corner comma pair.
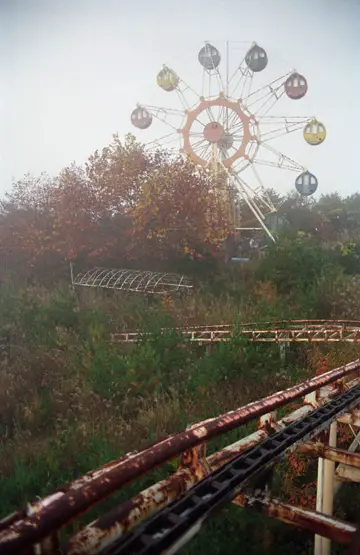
0,134 -> 231,280
130,155 -> 231,260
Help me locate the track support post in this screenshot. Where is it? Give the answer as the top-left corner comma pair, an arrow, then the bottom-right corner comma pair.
314,422 -> 337,555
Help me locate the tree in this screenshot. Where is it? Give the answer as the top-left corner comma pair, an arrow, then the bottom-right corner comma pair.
0,134 -> 231,279
130,157 -> 230,260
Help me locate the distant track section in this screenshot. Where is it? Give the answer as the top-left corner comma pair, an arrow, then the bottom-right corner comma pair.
113,319 -> 360,344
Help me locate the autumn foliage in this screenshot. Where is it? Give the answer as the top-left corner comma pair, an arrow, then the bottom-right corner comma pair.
0,134 -> 231,279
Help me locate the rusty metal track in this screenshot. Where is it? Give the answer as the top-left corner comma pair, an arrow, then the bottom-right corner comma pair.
1,360 -> 360,554
97,384 -> 360,555
66,382 -> 357,555
113,319 -> 360,344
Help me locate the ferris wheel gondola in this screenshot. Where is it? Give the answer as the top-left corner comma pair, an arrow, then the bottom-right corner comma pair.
130,41 -> 326,242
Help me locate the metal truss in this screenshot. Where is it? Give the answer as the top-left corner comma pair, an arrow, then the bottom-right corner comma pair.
113,320 -> 360,344
1,361 -> 360,554
71,267 -> 193,295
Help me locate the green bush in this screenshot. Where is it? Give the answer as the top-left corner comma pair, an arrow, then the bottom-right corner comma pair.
258,233 -> 339,295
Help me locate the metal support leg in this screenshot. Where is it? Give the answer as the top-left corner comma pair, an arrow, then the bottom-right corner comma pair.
314,422 -> 337,555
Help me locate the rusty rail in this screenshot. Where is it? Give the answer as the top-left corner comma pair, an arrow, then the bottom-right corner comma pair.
1,359 -> 360,554
65,376 -> 360,555
76,385 -> 360,555
234,493 -> 356,544
113,319 -> 360,344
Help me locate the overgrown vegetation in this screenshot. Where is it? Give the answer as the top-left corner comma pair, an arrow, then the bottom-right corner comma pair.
1,229 -> 360,554
1,134 -> 360,553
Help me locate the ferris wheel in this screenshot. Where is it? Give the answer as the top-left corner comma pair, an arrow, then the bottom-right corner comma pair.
130,41 -> 326,242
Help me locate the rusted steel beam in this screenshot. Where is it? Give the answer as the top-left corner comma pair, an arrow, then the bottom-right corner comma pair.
69,392 -> 360,555
1,360 -> 359,554
233,494 -> 356,544
337,409 -> 360,427
67,429 -> 213,555
66,391 -> 354,555
0,454 -> 139,537
65,433 -> 281,554
298,442 -> 360,468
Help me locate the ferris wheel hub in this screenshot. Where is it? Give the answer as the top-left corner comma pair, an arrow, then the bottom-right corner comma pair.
181,95 -> 254,169
203,122 -> 225,143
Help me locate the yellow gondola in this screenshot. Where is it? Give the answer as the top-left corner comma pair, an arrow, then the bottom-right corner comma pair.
157,67 -> 179,92
303,119 -> 326,145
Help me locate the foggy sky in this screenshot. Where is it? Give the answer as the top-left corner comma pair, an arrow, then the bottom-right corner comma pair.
1,0 -> 359,197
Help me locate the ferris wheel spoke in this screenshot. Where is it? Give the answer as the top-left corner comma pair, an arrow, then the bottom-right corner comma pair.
175,89 -> 191,111
142,104 -> 185,132
142,104 -> 184,115
188,131 -> 205,138
255,142 -> 306,172
219,146 -> 229,159
227,113 -> 243,134
228,120 -> 244,135
216,104 -> 225,126
194,141 -> 211,160
260,124 -> 304,141
229,60 -> 253,99
242,72 -> 290,104
190,137 -> 208,150
242,73 -> 290,117
193,117 -> 206,128
259,116 -> 313,125
173,74 -> 201,106
241,70 -> 254,103
205,106 -> 217,122
254,89 -> 288,119
211,68 -> 226,97
227,109 -> 240,126
254,159 -> 304,171
258,116 -> 313,142
245,87 -> 284,118
147,131 -> 181,148
201,67 -> 224,100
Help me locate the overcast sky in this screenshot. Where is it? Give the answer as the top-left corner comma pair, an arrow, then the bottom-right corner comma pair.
1,0 -> 359,198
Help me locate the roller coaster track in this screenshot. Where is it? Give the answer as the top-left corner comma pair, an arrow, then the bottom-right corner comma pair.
2,359 -> 360,555
113,319 -> 360,344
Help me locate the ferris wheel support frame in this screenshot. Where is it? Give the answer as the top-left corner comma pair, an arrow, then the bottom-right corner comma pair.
224,165 -> 276,242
